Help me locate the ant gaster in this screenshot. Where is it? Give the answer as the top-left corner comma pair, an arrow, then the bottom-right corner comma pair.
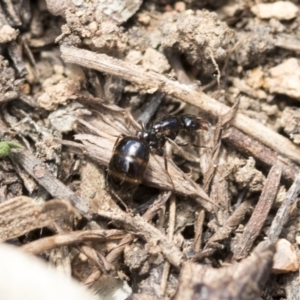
108,114 -> 208,201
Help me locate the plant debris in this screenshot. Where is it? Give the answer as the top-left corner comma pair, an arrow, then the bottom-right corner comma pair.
1,0 -> 300,299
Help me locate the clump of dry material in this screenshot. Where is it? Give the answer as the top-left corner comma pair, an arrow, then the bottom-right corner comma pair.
264,58 -> 300,100
60,5 -> 128,55
251,1 -> 299,21
160,9 -> 234,75
233,22 -> 276,67
36,64 -> 85,111
0,25 -> 19,43
281,107 -> 300,144
0,55 -> 18,103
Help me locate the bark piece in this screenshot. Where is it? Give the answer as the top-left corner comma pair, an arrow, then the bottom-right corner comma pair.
22,229 -> 125,254
10,149 -> 89,214
173,242 -> 275,300
223,127 -> 300,183
0,196 -> 78,241
233,164 -> 282,260
267,173 -> 300,244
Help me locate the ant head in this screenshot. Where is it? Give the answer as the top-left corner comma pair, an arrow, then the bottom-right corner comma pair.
136,130 -> 149,140
180,115 -> 209,132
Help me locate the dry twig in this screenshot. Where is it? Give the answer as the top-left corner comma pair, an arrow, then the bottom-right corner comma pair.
232,164 -> 282,260
60,46 -> 300,166
195,200 -> 252,260
96,208 -> 182,268
160,194 -> 176,295
223,128 -> 300,183
21,229 -> 125,254
267,173 -> 300,245
106,191 -> 172,264
0,196 -> 78,241
173,242 -> 275,300
194,210 -> 205,252
10,149 -> 89,214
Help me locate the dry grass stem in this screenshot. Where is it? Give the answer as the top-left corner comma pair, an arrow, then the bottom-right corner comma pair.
160,195 -> 176,295
96,208 -> 182,267
195,200 -> 252,260
223,128 -> 300,182
10,150 -> 89,214
21,229 -> 125,254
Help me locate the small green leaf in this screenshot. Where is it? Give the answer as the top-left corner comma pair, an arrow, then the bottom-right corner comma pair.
0,141 -> 23,158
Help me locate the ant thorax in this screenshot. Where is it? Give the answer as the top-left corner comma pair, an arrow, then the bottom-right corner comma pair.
136,128 -> 165,153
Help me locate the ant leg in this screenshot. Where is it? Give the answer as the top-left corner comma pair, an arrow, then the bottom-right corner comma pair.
151,152 -> 175,192
176,141 -> 207,149
112,134 -> 125,151
108,188 -> 129,211
166,138 -> 200,163
138,120 -> 146,131
163,154 -> 176,191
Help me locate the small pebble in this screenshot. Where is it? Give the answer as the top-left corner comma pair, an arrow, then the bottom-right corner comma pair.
72,0 -> 83,6
251,1 -> 298,21
272,239 -> 299,273
264,58 -> 300,100
174,2 -> 186,12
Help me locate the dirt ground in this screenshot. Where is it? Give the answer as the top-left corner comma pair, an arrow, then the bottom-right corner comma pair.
1,0 -> 300,299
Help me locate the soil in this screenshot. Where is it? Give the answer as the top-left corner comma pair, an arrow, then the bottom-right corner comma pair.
0,0 -> 300,299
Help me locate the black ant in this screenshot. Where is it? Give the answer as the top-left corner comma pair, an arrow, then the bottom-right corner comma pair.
107,114 -> 208,202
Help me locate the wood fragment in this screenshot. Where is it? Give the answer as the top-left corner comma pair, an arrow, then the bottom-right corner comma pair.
0,90 -> 19,103
0,196 -> 78,241
60,46 -> 300,166
223,127 -> 300,183
1,0 -> 22,26
214,98 -> 240,146
203,100 -> 239,193
95,208 -> 182,268
7,41 -> 27,77
21,229 -> 125,254
276,34 -> 300,52
160,195 -> 176,295
233,164 -> 282,260
106,192 -> 171,264
10,149 -> 89,214
267,173 -> 300,245
173,242 -> 275,300
106,234 -> 133,264
195,200 -> 252,260
80,245 -> 115,274
194,210 -> 205,252
209,148 -> 230,215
